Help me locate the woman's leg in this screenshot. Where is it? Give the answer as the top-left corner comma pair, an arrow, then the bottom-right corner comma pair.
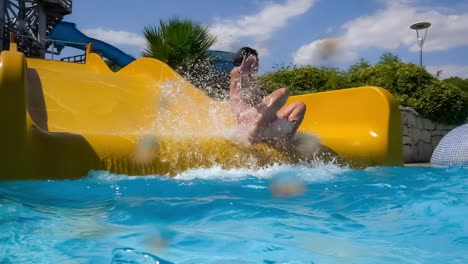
255,88 -> 290,128
262,87 -> 289,112
276,101 -> 306,139
249,88 -> 290,143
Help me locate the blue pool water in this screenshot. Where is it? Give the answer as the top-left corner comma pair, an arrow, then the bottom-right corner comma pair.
1,164 -> 467,263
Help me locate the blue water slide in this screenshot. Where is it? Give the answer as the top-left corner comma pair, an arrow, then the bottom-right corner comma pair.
49,21 -> 135,67
49,21 -> 234,70
207,50 -> 234,74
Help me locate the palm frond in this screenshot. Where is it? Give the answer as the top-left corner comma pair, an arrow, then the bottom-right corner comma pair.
141,17 -> 217,71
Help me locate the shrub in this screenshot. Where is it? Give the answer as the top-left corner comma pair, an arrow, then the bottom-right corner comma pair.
395,63 -> 435,97
363,63 -> 399,94
413,82 -> 468,124
260,67 -> 298,94
259,66 -> 349,95
443,77 -> 468,96
378,52 -> 401,64
347,58 -> 371,87
258,52 -> 468,124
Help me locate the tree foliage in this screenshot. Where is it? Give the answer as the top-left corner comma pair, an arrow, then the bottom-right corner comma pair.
260,65 -> 348,95
413,82 -> 467,124
259,52 -> 468,125
378,52 -> 401,64
142,18 -> 229,99
442,77 -> 468,95
142,17 -> 216,71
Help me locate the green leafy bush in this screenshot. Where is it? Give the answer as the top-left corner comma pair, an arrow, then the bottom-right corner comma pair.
259,53 -> 468,124
413,82 -> 468,124
259,66 -> 348,95
363,63 -> 399,93
347,58 -> 371,87
443,77 -> 468,96
395,63 -> 435,97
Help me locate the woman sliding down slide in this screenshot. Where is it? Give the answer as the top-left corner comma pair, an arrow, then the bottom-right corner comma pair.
229,47 -> 306,146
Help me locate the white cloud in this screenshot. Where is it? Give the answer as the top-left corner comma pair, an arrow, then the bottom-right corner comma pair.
293,2 -> 468,66
426,65 -> 468,79
82,28 -> 146,49
209,0 -> 316,55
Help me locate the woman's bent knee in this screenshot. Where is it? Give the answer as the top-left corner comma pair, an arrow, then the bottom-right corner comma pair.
297,101 -> 306,112
278,87 -> 290,96
270,87 -> 289,99
291,101 -> 306,112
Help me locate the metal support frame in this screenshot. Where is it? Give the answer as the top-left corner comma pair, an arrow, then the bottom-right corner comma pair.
0,1 -> 6,50
0,0 -> 72,57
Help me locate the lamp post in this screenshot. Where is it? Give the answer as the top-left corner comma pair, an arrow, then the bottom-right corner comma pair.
410,22 -> 431,67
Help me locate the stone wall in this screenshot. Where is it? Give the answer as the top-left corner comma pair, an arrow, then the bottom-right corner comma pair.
400,106 -> 458,163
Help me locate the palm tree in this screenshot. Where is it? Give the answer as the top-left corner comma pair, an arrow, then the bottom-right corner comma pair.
142,17 -> 216,72
142,18 -> 230,99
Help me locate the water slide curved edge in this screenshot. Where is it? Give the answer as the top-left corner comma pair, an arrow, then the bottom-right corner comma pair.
49,21 -> 135,67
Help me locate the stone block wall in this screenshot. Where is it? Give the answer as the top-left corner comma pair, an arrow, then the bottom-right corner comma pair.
400,107 -> 458,163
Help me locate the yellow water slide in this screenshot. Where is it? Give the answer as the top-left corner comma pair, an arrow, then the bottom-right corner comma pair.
0,43 -> 403,180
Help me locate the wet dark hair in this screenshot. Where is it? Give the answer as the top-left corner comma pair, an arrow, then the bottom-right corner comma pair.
233,47 -> 258,66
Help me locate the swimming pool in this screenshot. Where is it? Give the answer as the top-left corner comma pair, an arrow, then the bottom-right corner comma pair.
1,164 -> 467,263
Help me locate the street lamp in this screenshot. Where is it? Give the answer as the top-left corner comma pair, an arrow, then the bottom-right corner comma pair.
410,22 -> 431,67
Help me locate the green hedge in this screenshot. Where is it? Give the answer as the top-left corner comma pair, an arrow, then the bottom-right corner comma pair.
443,77 -> 468,96
260,66 -> 347,95
258,54 -> 468,125
414,82 -> 467,124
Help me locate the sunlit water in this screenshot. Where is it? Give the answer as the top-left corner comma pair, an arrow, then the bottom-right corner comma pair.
1,165 -> 467,263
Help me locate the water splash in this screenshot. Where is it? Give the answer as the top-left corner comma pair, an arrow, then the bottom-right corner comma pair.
153,78 -> 233,139
89,162 -> 349,183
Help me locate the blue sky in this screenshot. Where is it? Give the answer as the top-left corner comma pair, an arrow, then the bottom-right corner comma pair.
61,0 -> 468,78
